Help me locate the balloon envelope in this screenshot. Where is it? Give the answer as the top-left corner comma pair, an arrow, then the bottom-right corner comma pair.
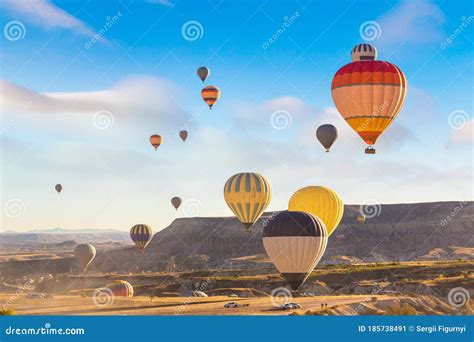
105,280 -> 134,297
55,184 -> 62,194
197,66 -> 210,82
224,172 -> 271,232
263,211 -> 328,291
130,224 -> 152,252
179,130 -> 188,141
149,134 -> 162,150
171,197 -> 182,210
316,124 -> 338,152
331,47 -> 407,153
288,186 -> 343,236
74,243 -> 96,269
201,86 -> 220,109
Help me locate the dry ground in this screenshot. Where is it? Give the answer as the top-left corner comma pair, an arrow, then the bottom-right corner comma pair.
0,293 -> 410,316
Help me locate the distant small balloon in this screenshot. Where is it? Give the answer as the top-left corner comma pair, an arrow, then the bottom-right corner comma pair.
130,224 -> 152,252
171,197 -> 182,210
55,184 -> 62,194
149,134 -> 162,150
179,130 -> 188,142
316,124 -> 338,152
201,86 -> 220,109
74,243 -> 96,269
357,214 -> 366,224
197,66 -> 210,82
105,280 -> 134,297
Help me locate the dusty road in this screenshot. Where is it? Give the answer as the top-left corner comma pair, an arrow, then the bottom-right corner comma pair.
0,293 -> 404,316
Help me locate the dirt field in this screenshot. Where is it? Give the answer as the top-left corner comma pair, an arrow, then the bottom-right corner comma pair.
0,293 -> 409,316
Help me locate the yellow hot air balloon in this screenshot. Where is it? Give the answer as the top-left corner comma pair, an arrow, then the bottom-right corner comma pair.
130,224 -> 152,253
357,214 -> 366,224
224,172 -> 272,232
288,186 -> 343,236
331,43 -> 407,154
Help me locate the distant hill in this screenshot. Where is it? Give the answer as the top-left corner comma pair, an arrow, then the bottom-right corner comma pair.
91,201 -> 473,273
1,227 -> 128,235
0,228 -> 129,244
1,201 -> 472,277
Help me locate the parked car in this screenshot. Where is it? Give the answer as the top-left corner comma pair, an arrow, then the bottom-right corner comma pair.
280,303 -> 301,310
229,294 -> 238,298
26,293 -> 44,299
224,302 -> 239,308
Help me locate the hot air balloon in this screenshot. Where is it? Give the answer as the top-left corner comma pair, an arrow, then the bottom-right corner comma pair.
149,134 -> 162,150
55,184 -> 62,194
197,66 -> 210,82
201,86 -> 220,109
316,124 -> 338,152
357,214 -> 366,224
179,130 -> 188,142
331,43 -> 407,154
224,172 -> 272,232
171,197 -> 182,210
105,280 -> 134,297
288,186 -> 343,236
130,224 -> 152,253
74,243 -> 96,269
263,211 -> 328,291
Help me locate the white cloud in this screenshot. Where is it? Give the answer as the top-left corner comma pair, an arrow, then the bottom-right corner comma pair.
375,0 -> 445,47
1,0 -> 95,37
233,96 -> 312,126
0,76 -> 187,129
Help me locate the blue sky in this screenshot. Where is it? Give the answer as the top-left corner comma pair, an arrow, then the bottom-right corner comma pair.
1,0 -> 472,231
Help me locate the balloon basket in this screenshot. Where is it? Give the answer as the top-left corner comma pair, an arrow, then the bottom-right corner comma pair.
365,147 -> 376,154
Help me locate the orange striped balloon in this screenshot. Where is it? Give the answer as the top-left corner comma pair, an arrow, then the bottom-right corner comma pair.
105,280 -> 134,297
201,86 -> 220,109
149,134 -> 162,150
331,48 -> 407,154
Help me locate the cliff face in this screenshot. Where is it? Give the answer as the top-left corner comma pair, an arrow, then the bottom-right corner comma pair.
92,201 -> 473,272
1,201 -> 472,276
